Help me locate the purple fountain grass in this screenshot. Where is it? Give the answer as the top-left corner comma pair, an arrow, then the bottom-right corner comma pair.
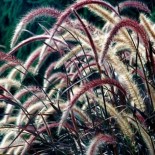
50,0 -> 119,37
44,62 -> 56,80
44,72 -> 73,91
0,0 -> 155,154
0,51 -> 20,65
23,47 -> 41,71
64,53 -> 93,70
38,0 -> 119,61
86,133 -> 116,155
36,38 -> 67,74
0,63 -> 18,76
72,62 -> 96,81
100,18 -> 149,63
11,7 -> 61,48
67,78 -> 126,108
118,0 -> 150,13
58,78 -> 126,133
19,92 -> 46,112
72,9 -> 102,77
9,35 -> 50,55
20,122 -> 76,155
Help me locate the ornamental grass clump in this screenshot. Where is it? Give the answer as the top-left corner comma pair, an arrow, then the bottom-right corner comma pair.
0,0 -> 155,154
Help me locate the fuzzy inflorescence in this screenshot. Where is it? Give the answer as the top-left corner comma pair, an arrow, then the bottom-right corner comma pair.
0,0 -> 155,154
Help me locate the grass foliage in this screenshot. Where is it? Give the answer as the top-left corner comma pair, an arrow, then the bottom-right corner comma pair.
0,0 -> 155,154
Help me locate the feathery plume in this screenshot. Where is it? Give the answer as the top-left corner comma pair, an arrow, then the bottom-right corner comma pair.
11,7 -> 61,48
86,134 -> 115,155
58,78 -> 126,134
118,1 -> 150,13
140,13 -> 155,41
9,35 -> 50,55
0,51 -> 20,65
106,54 -> 145,111
101,18 -> 149,63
